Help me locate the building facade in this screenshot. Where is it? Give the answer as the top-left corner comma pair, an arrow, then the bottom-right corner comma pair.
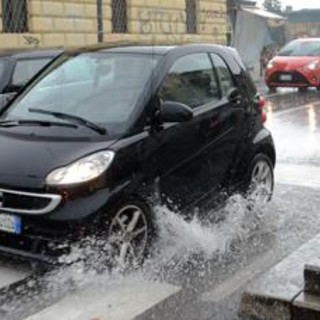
287,9 -> 320,39
0,0 -> 227,49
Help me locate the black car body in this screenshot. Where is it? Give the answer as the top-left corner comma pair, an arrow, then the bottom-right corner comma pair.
0,49 -> 62,109
0,43 -> 275,264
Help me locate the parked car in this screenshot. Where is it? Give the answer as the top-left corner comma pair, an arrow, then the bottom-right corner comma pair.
265,38 -> 320,91
0,43 -> 275,266
0,48 -> 62,108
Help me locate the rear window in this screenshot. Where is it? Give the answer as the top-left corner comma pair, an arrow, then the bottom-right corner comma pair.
12,58 -> 52,86
278,40 -> 320,57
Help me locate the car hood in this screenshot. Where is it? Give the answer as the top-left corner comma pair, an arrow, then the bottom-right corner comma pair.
273,56 -> 319,70
0,131 -> 117,189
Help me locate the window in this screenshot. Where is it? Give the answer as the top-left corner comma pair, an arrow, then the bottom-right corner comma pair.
278,40 -> 320,57
2,0 -> 28,33
160,54 -> 219,109
12,58 -> 52,86
112,0 -> 127,33
7,53 -> 160,135
0,60 -> 7,82
210,54 -> 235,95
186,0 -> 197,34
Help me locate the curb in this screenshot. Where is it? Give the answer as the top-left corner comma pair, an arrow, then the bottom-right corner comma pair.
239,234 -> 320,320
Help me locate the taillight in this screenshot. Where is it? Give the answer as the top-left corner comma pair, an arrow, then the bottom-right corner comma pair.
257,94 -> 267,124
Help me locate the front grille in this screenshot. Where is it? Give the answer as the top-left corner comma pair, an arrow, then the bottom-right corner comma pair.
270,71 -> 309,85
0,188 -> 61,214
4,193 -> 51,210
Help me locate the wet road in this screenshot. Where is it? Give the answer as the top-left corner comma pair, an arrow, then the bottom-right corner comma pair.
1,89 -> 320,320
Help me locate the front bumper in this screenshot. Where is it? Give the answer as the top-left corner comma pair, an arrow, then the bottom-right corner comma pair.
266,69 -> 320,88
0,186 -> 113,263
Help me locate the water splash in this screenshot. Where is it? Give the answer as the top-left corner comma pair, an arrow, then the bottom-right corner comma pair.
0,194 -> 278,320
150,194 -> 277,266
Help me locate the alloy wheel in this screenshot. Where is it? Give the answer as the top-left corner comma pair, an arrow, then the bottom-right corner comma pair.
108,204 -> 149,268
249,159 -> 273,204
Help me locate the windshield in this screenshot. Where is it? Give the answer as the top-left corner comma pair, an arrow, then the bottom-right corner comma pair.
2,52 -> 160,136
278,40 -> 320,57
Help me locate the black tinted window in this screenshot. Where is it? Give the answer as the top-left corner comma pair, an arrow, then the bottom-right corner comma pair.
211,54 -> 234,95
0,60 -> 7,81
12,58 -> 51,86
160,53 -> 219,109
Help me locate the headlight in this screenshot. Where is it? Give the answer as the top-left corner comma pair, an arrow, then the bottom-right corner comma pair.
266,60 -> 275,69
46,151 -> 115,186
306,60 -> 319,70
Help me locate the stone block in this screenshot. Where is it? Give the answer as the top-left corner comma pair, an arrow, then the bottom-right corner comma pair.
292,292 -> 320,320
304,265 -> 320,295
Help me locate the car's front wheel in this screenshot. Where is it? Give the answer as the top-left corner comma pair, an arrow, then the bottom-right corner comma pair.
246,154 -> 274,204
106,199 -> 155,268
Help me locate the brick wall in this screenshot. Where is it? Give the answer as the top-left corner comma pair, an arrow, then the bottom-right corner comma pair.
0,0 -> 227,49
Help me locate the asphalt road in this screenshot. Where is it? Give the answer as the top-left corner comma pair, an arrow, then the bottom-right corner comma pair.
1,88 -> 320,320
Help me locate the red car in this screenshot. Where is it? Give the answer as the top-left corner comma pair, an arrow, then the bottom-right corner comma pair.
265,38 -> 320,91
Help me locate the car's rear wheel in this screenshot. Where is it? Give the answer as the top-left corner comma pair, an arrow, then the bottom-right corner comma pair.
107,199 -> 155,268
246,154 -> 274,204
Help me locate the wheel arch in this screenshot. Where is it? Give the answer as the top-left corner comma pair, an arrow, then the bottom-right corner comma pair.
252,128 -> 276,167
255,143 -> 276,168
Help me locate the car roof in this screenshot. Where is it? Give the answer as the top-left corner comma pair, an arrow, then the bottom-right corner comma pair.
65,41 -> 232,56
291,38 -> 320,43
0,48 -> 63,59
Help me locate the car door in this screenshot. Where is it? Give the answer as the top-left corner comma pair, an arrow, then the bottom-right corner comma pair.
154,53 -> 222,209
202,52 -> 247,194
156,52 -> 246,210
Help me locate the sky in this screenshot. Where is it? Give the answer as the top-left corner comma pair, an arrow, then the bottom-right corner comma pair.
258,0 -> 320,10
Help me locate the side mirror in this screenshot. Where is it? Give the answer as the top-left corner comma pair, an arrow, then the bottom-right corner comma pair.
226,87 -> 242,105
161,101 -> 193,123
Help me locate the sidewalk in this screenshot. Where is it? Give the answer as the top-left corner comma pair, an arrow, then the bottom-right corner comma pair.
239,233 -> 320,320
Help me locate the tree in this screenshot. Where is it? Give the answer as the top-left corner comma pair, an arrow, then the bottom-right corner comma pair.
263,0 -> 283,14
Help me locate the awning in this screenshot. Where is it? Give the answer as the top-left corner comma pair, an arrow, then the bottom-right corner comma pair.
241,6 -> 287,26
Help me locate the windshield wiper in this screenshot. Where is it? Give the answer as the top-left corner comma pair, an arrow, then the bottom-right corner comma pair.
28,108 -> 107,135
0,119 -> 78,128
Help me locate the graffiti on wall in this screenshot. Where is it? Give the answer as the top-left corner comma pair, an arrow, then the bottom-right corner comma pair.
137,8 -> 226,37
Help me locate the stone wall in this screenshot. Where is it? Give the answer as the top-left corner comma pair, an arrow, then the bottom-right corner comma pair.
0,0 -> 227,48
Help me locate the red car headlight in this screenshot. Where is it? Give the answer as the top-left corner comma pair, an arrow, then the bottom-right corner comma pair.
266,60 -> 276,69
305,60 -> 320,70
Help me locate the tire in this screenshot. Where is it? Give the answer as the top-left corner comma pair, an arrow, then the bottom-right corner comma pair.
103,198 -> 155,269
245,154 -> 274,204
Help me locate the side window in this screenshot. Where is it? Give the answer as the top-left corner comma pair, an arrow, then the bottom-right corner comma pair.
12,58 -> 51,86
210,54 -> 235,95
160,53 -> 219,109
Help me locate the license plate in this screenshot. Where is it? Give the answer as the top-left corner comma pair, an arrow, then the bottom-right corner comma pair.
280,74 -> 292,81
0,214 -> 21,234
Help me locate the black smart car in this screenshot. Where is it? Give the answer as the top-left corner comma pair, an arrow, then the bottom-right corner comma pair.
0,43 -> 275,266
0,48 -> 62,108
